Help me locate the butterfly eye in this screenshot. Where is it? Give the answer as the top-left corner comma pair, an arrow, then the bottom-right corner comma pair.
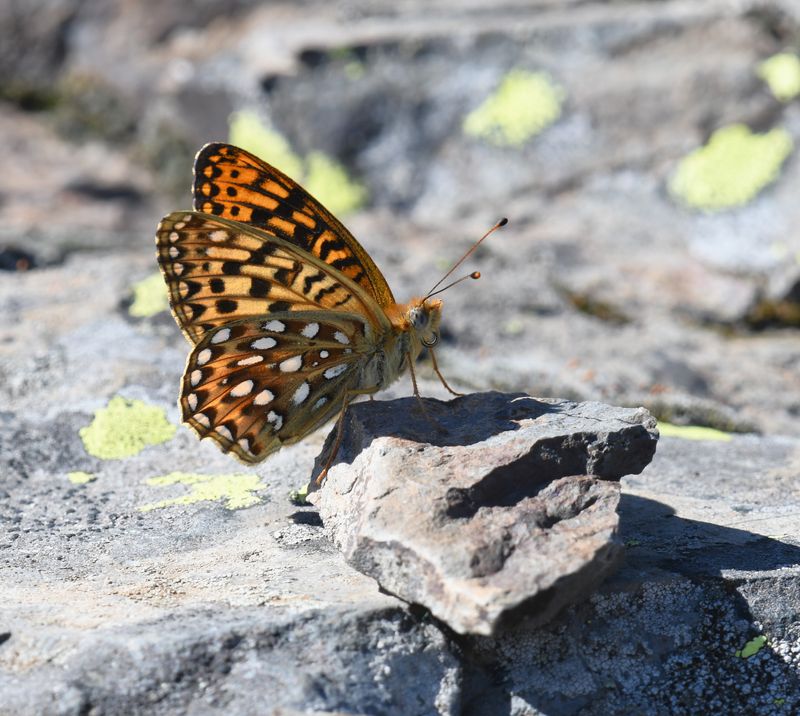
422,332 -> 439,348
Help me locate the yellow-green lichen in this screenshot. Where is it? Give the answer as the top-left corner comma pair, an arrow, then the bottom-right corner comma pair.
658,422 -> 732,442
463,69 -> 565,147
139,472 -> 266,512
229,109 -> 304,179
228,110 -> 366,216
669,124 -> 793,212
289,483 -> 311,506
304,151 -> 367,217
502,318 -> 525,336
79,396 -> 177,460
67,471 -> 96,485
735,635 -> 767,658
129,272 -> 168,318
757,53 -> 800,102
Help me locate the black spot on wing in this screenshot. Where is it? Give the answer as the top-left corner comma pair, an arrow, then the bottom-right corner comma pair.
216,299 -> 238,313
189,303 -> 207,320
313,283 -> 341,303
330,255 -> 361,272
249,278 -> 270,298
250,207 -> 272,226
182,280 -> 202,299
303,270 -> 326,294
249,245 -> 278,265
318,236 -> 345,262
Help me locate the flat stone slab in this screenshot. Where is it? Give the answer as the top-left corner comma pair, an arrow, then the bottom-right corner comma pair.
309,392 -> 658,635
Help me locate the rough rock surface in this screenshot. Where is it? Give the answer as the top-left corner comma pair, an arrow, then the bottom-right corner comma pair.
309,394 -> 658,635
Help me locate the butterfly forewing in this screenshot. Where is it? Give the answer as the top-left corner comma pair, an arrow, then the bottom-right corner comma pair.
156,211 -> 385,344
192,143 -> 396,308
182,313 -> 367,463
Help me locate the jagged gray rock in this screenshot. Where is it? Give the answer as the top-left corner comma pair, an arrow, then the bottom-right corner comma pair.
308,392 -> 658,635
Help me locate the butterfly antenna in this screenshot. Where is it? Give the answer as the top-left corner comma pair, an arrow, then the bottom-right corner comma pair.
426,218 -> 507,299
426,271 -> 481,299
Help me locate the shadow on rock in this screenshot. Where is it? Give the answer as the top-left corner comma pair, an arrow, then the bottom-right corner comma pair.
619,493 -> 800,576
456,493 -> 800,715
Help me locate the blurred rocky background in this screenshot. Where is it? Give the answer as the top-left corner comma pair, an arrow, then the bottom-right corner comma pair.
2,0 -> 800,714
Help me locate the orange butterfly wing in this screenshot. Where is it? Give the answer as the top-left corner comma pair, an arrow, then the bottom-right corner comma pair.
193,143 -> 396,308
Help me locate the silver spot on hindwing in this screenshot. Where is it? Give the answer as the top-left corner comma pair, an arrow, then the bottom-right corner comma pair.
292,382 -> 310,404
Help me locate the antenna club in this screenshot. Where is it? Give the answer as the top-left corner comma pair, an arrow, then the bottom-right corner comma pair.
498,217 -> 508,227
471,271 -> 481,279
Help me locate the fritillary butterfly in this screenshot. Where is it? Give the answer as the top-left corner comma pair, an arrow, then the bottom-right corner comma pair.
156,143 -> 503,473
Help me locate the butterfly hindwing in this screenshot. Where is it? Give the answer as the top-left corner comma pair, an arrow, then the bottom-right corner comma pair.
156,211 -> 385,344
192,143 -> 396,308
181,313 -> 369,464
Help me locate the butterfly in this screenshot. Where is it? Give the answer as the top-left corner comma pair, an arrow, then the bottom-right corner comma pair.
156,143 -> 504,475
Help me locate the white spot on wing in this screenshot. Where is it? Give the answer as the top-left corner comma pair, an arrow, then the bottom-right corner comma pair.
230,379 -> 254,397
209,230 -> 228,242
292,382 -> 310,405
211,328 -> 231,344
169,231 -> 179,242
174,221 -> 186,230
279,355 -> 302,372
237,355 -> 264,366
267,411 -> 283,431
264,320 -> 285,332
169,246 -> 179,258
216,425 -> 233,440
320,350 -> 329,358
187,393 -> 198,410
251,337 -> 277,350
190,369 -> 202,386
301,323 -> 320,338
173,263 -> 184,276
238,438 -> 250,452
312,397 -> 327,411
196,348 -> 212,365
324,364 -> 347,379
193,412 -> 210,428
334,331 -> 350,344
254,389 -> 274,406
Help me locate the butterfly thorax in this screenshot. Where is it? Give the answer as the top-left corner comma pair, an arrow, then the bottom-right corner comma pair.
358,297 -> 442,391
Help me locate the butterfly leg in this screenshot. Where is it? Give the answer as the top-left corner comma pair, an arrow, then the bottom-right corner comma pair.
429,347 -> 464,397
314,386 -> 375,485
407,352 -> 439,426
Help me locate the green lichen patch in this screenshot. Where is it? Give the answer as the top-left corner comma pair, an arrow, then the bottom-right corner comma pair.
463,69 -> 565,147
735,634 -> 767,658
669,124 -> 793,212
67,471 -> 96,485
139,472 -> 266,512
229,110 -> 304,180
304,151 -> 367,217
289,483 -> 311,506
228,111 -> 366,216
79,396 -> 177,460
658,422 -> 733,442
129,272 -> 168,318
757,53 -> 800,102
